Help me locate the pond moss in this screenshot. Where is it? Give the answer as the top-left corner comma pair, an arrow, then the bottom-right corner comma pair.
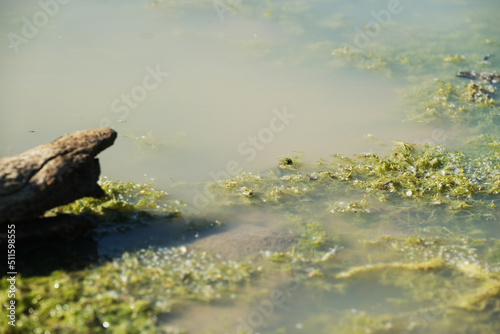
3,3 -> 500,333
211,141 -> 500,216
288,233 -> 500,334
46,177 -> 184,221
454,280 -> 500,311
0,247 -> 258,334
335,257 -> 446,279
330,26 -> 499,136
8,151 -> 500,333
407,77 -> 498,125
332,46 -> 390,75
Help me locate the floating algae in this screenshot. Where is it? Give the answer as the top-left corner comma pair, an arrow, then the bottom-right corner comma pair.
407,77 -> 498,125
335,258 -> 446,279
0,247 -> 258,334
4,1 -> 500,333
211,141 -> 500,216
11,139 -> 500,333
287,234 -> 500,334
46,177 -> 184,221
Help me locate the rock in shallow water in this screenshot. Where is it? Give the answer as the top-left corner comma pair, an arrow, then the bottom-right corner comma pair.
0,128 -> 117,223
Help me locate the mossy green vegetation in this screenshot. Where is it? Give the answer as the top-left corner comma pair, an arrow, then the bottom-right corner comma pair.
0,247 -> 257,334
281,234 -> 500,334
4,1 -> 500,333
330,23 -> 499,131
407,77 -> 498,125
211,141 -> 500,217
46,178 -> 184,221
7,124 -> 500,331
333,41 -> 500,129
14,90 -> 500,333
187,140 -> 500,332
332,45 -> 390,74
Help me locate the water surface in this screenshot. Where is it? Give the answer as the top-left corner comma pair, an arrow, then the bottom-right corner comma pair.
1,0 -> 500,333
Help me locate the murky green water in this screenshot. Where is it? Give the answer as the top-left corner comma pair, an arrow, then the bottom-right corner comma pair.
1,0 -> 500,333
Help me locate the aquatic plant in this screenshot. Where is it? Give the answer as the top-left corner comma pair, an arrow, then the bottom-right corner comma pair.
212,141 -> 500,215
291,234 -> 500,334
46,178 -> 184,221
0,247 -> 257,334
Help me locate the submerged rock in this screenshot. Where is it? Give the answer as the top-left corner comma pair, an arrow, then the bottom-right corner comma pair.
190,224 -> 299,259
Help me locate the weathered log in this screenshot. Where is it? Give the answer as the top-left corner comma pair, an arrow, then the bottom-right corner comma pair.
0,128 -> 117,223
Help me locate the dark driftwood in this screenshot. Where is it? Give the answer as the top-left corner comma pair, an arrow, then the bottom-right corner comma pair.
456,71 -> 500,83
0,128 -> 117,223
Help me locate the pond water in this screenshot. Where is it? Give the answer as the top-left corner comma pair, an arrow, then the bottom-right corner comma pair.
0,0 -> 433,185
1,0 -> 500,333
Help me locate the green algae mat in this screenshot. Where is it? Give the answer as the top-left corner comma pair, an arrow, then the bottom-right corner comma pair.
2,0 -> 500,333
